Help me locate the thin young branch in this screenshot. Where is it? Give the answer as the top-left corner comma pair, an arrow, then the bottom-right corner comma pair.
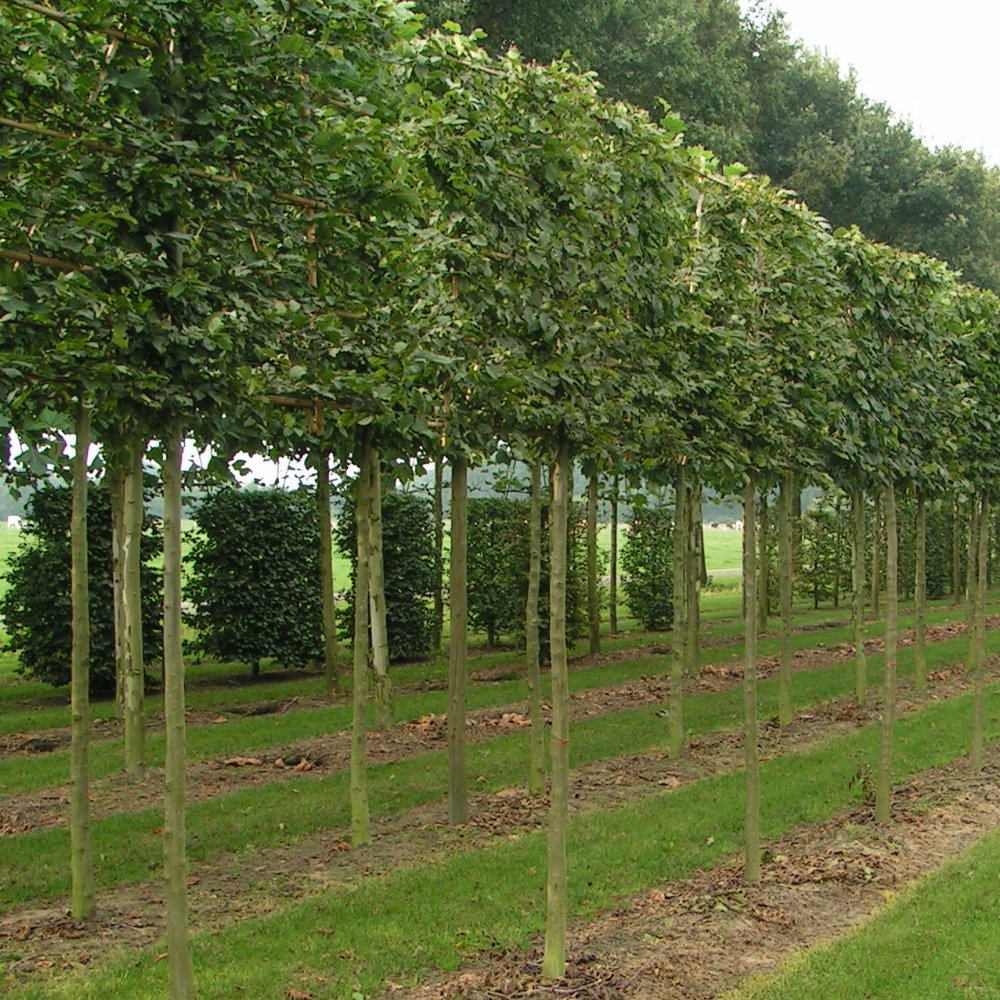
0,247 -> 95,272
2,0 -> 159,50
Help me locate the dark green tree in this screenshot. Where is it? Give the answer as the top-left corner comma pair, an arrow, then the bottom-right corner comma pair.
186,489 -> 322,676
1,483 -> 162,693
621,501 -> 675,630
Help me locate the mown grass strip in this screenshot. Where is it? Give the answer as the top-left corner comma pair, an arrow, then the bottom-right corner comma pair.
1,592 -> 991,798
2,613 -> 998,913
8,679 -> 1000,1000
726,825 -> 1000,1000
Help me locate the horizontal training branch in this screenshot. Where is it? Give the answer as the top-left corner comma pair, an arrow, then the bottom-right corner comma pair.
2,0 -> 158,49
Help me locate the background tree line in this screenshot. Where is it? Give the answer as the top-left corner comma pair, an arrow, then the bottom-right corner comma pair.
417,0 -> 1000,293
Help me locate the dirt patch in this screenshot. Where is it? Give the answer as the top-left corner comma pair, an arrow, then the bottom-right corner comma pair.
389,760 -> 1000,1000
1,674 -> 994,990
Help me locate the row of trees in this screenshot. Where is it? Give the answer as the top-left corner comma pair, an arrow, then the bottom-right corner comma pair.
4,1 -> 1000,993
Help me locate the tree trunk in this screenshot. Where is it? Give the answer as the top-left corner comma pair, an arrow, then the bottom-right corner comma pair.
69,401 -> 95,921
526,461 -> 545,796
875,481 -> 898,824
365,440 -> 392,730
587,475 -> 600,655
778,471 -> 794,726
965,495 -> 979,633
971,491 -> 989,772
432,454 -> 445,653
541,436 -> 571,980
913,492 -> 927,690
317,447 -> 339,692
870,495 -> 881,620
350,455 -> 372,847
110,465 -> 126,722
162,428 -> 195,998
851,486 -> 867,705
685,473 -> 702,677
447,454 -> 469,824
668,463 -> 687,760
757,487 -> 769,634
609,476 -> 619,634
122,440 -> 146,780
952,495 -> 963,604
742,473 -> 760,884
831,495 -> 843,608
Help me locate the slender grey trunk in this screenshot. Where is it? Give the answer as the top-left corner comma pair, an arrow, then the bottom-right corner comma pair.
757,488 -> 769,634
971,491 -> 989,772
541,437 -> 571,980
913,492 -> 927,690
870,495 -> 881,620
526,461 -> 545,796
70,401 -> 95,920
609,476 -> 619,634
122,440 -> 146,780
965,495 -> 979,633
668,463 -> 687,760
952,495 -> 962,604
851,486 -> 867,704
685,473 -> 702,676
875,481 -> 898,824
350,456 -> 372,847
432,454 -> 445,653
586,475 -> 600,655
110,466 -> 126,721
162,428 -> 195,998
447,454 -> 469,824
365,440 -> 392,729
317,447 -> 339,692
742,473 -> 760,884
778,472 -> 794,726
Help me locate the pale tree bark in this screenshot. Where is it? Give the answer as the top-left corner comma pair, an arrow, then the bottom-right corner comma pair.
542,436 -> 571,980
965,496 -> 979,672
525,461 -> 545,796
875,481 -> 898,824
777,472 -> 795,726
757,487 -> 769,635
870,494 -> 881,620
587,475 -> 601,655
742,473 -> 760,884
668,463 -> 688,760
952,496 -> 962,604
110,465 -> 126,721
364,439 -> 392,730
162,428 -> 195,998
447,454 -> 469,824
971,491 -> 990,773
122,440 -> 146,780
685,473 -> 702,677
851,486 -> 867,705
69,401 -> 95,920
913,492 -> 927,690
608,475 -> 619,634
350,459 -> 372,847
432,454 -> 445,653
316,447 -> 339,693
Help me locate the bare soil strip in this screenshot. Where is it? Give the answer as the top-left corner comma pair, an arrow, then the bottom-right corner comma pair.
0,666 -> 992,991
0,619 -> 982,839
391,756 -> 1000,999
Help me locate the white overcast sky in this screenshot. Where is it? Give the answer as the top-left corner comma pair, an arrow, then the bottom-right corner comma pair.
747,1 -> 1000,166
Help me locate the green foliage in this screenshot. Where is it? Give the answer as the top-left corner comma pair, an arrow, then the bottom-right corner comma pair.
621,503 -> 675,630
797,494 -> 851,609
337,488 -> 437,661
0,483 -> 162,693
467,497 -> 530,646
186,488 -> 322,673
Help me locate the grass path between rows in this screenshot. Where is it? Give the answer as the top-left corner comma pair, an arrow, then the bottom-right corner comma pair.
7,677 -> 1000,999
3,595 -> 996,801
4,606 -> 1000,911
